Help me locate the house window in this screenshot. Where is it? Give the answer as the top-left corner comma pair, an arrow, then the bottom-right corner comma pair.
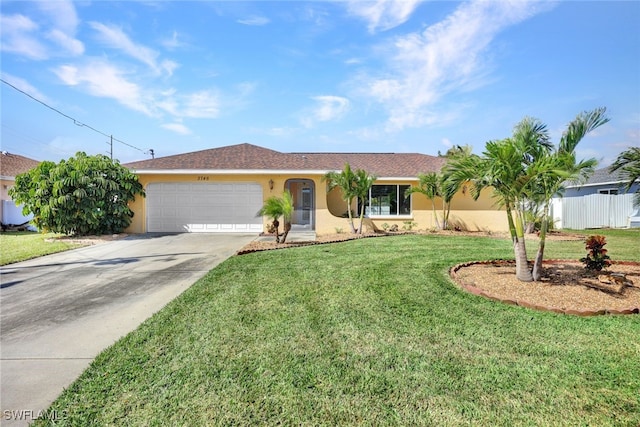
362,185 -> 411,216
598,189 -> 619,195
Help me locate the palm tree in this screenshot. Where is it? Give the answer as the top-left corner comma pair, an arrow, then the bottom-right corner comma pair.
353,168 -> 377,234
609,146 -> 640,207
257,195 -> 284,243
256,190 -> 294,243
447,119 -> 552,282
406,172 -> 442,229
279,190 -> 294,243
448,110 -> 608,282
323,163 -> 358,233
528,108 -> 607,280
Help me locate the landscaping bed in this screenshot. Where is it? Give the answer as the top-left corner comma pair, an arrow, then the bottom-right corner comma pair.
451,260 -> 640,315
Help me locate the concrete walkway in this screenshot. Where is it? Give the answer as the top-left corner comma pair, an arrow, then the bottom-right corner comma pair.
0,233 -> 256,426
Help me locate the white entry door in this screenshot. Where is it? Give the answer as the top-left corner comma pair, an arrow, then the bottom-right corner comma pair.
146,182 -> 263,233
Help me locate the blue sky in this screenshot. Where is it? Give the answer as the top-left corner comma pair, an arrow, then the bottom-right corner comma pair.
1,1 -> 639,166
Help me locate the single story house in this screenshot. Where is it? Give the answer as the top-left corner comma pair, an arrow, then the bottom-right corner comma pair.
562,167 -> 640,197
0,151 -> 39,226
552,167 -> 640,229
124,143 -> 506,235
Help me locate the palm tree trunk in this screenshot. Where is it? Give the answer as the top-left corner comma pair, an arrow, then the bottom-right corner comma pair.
273,219 -> 280,244
280,221 -> 291,244
513,209 -> 533,282
357,199 -> 365,234
431,200 -> 440,230
442,202 -> 450,230
532,202 -> 549,281
346,198 -> 356,233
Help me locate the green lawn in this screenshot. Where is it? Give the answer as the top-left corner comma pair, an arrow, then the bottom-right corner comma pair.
36,233 -> 639,426
0,231 -> 83,265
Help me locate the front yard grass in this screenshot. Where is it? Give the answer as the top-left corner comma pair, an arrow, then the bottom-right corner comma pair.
0,231 -> 83,265
37,233 -> 639,426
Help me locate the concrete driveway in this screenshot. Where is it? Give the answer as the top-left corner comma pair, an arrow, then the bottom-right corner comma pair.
0,233 -> 257,426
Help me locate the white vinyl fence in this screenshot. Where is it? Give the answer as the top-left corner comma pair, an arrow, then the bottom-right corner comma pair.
2,200 -> 33,225
552,193 -> 635,229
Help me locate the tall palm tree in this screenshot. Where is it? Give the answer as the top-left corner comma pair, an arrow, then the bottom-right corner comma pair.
609,146 -> 640,207
528,108 -> 607,280
447,118 -> 552,282
323,163 -> 358,233
353,168 -> 377,234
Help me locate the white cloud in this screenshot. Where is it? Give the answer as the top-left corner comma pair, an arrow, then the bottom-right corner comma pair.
182,91 -> 220,118
162,123 -> 192,135
1,72 -> 52,104
358,1 -> 554,131
0,0 -> 84,59
237,16 -> 270,26
301,95 -> 351,128
157,89 -> 220,119
161,30 -> 184,50
89,22 -> 173,76
39,0 -> 84,56
0,14 -> 48,59
36,0 -> 79,34
346,0 -> 421,33
53,59 -> 153,116
47,29 -> 84,56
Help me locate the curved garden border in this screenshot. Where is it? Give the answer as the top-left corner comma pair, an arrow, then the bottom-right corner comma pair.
450,260 -> 640,316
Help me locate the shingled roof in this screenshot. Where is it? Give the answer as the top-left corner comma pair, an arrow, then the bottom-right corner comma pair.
124,143 -> 446,177
0,152 -> 40,179
564,167 -> 631,188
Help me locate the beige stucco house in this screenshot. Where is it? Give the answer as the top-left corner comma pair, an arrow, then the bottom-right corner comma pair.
124,143 -> 506,235
0,151 -> 39,225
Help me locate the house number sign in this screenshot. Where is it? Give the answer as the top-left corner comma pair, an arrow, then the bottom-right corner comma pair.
197,176 -> 210,181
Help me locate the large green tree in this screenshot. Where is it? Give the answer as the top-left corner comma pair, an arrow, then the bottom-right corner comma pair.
9,152 -> 144,236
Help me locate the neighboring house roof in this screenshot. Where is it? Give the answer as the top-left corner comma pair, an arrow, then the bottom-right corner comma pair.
565,167 -> 632,188
0,152 -> 40,180
124,143 -> 447,178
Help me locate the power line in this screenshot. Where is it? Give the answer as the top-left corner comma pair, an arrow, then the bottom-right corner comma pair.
1,78 -> 153,158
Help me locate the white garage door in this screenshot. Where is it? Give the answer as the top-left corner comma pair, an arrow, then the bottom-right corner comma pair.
146,182 -> 264,233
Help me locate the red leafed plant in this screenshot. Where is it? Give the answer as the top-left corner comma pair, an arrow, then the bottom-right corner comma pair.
579,235 -> 612,271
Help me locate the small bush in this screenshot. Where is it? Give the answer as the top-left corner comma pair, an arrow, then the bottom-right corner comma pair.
579,235 -> 611,271
402,220 -> 417,231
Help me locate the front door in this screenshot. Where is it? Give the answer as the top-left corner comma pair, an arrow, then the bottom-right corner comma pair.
285,179 -> 315,230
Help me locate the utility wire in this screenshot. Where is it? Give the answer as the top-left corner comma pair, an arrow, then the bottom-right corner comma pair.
1,78 -> 152,156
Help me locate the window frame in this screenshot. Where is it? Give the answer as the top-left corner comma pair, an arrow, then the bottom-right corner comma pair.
360,184 -> 412,218
598,188 -> 619,195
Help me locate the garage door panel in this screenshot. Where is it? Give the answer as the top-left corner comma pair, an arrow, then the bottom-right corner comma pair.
147,182 -> 263,233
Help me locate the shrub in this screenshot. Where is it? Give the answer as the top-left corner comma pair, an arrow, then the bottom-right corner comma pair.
9,152 -> 144,236
402,220 -> 417,231
579,235 -> 611,271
